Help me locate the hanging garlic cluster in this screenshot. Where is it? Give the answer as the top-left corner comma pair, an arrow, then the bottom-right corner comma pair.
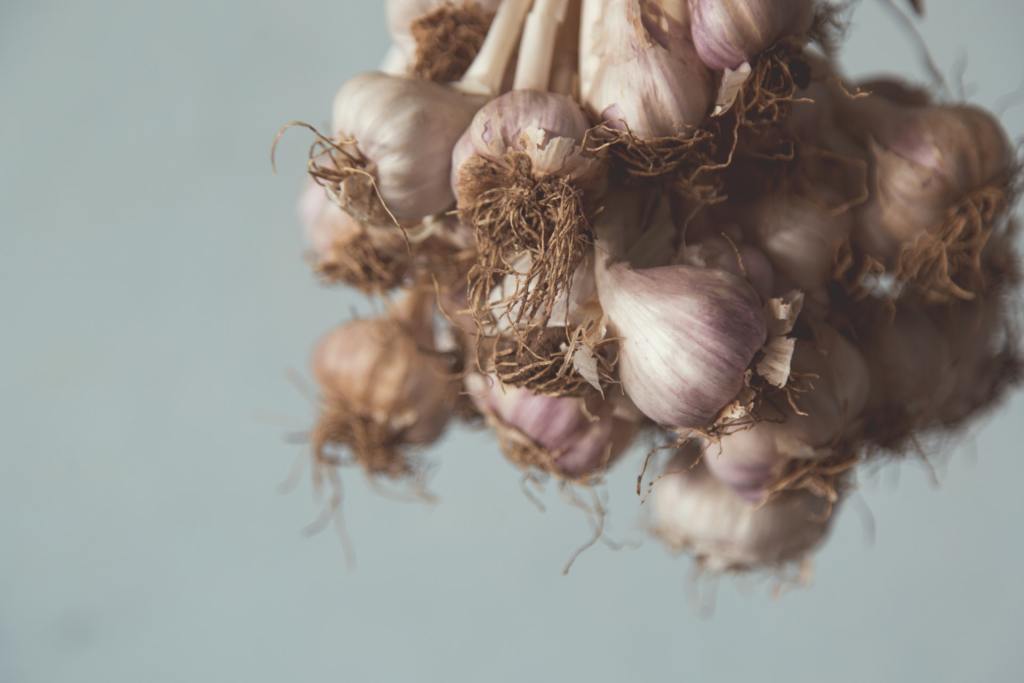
279,0 -> 1021,580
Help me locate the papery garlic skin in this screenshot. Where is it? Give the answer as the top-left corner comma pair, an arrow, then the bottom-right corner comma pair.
451,90 -> 604,193
581,0 -> 714,138
387,0 -> 501,82
331,72 -> 482,224
688,0 -> 815,71
596,257 -> 767,429
653,455 -> 837,571
467,374 -> 633,479
313,299 -> 454,447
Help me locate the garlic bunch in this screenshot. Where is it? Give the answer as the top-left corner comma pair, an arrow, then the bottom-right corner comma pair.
580,0 -> 714,152
653,449 -> 840,571
387,0 -> 501,82
466,374 -> 636,480
688,0 -> 815,71
312,291 -> 456,476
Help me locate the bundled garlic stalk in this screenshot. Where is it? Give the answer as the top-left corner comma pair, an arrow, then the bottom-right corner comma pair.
652,446 -> 841,572
840,89 -> 1016,302
386,0 -> 502,82
311,290 -> 457,477
467,373 -> 636,481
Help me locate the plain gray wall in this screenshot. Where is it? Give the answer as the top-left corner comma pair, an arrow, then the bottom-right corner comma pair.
2,1 -> 1023,681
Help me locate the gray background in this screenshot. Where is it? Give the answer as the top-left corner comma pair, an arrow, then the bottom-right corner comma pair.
3,1 -> 1023,681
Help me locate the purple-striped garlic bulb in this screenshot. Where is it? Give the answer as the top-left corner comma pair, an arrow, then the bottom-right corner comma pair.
595,242 -> 767,429
688,0 -> 816,71
466,374 -> 636,480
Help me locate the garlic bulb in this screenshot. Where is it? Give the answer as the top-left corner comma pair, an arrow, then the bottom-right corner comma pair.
846,99 -> 1014,298
299,181 -> 410,291
312,292 -> 456,475
653,451 -> 839,571
453,90 -> 607,327
581,0 -> 714,140
387,0 -> 501,82
467,374 -> 635,480
326,72 -> 482,225
689,0 -> 815,71
705,326 -> 870,499
595,228 -> 768,428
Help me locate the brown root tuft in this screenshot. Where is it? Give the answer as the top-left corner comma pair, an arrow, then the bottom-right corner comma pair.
278,121 -> 396,227
765,449 -> 858,507
311,403 -> 416,480
410,2 -> 494,83
490,325 -> 616,397
312,231 -> 411,294
459,153 -> 590,329
896,183 -> 1012,303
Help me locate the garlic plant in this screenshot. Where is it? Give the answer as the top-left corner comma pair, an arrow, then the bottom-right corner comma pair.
279,0 -> 1022,581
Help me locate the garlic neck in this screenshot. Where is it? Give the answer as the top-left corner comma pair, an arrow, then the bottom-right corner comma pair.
513,0 -> 571,91
457,0 -> 534,96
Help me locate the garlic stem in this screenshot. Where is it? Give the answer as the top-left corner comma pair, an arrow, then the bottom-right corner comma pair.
549,0 -> 581,95
457,0 -> 534,96
513,0 -> 570,91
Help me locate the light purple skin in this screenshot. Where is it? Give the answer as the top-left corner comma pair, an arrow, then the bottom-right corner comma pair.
604,263 -> 767,428
689,0 -> 815,71
476,381 -> 617,479
450,90 -> 591,194
702,429 -> 784,503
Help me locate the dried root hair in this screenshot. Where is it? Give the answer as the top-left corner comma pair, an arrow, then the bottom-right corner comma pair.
896,181 -> 1015,303
274,121 -> 398,229
311,402 -> 418,480
311,229 -> 411,294
459,152 -> 591,329
409,2 -> 494,83
764,448 -> 858,509
486,324 -> 617,398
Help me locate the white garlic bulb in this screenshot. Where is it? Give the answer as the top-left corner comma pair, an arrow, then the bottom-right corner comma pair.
653,452 -> 838,571
329,72 -> 483,225
688,0 -> 815,71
